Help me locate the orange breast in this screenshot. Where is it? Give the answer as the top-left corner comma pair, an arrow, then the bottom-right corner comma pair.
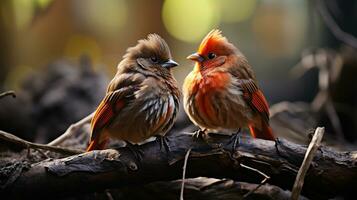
186,71 -> 230,127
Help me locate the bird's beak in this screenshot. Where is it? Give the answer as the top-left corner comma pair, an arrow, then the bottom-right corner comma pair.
162,59 -> 179,68
187,53 -> 204,62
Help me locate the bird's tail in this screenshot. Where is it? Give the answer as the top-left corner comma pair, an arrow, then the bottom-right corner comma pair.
248,121 -> 275,141
86,135 -> 108,151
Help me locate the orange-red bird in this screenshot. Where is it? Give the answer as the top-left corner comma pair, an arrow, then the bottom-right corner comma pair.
183,29 -> 275,142
87,34 -> 180,151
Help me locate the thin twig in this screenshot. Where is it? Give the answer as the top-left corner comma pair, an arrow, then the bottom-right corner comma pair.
0,90 -> 16,99
105,190 -> 114,200
325,100 -> 344,141
316,0 -> 357,49
243,177 -> 269,199
291,127 -> 325,200
180,148 -> 192,200
240,163 -> 270,180
0,130 -> 83,155
48,112 -> 94,146
240,163 -> 270,199
35,148 -> 50,159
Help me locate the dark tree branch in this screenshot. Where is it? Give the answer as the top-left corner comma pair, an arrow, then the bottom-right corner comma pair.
115,177 -> 308,200
1,132 -> 356,199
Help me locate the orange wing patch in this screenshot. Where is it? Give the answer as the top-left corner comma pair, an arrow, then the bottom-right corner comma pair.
90,98 -> 125,140
239,79 -> 270,123
250,90 -> 269,121
90,86 -> 138,142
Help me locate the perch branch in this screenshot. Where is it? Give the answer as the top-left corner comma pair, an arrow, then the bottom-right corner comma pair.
115,177 -> 308,200
1,131 -> 356,199
0,130 -> 83,155
291,127 -> 325,200
47,112 -> 94,146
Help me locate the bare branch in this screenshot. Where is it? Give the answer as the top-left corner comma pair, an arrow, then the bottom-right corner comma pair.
47,112 -> 94,146
118,177 -> 308,200
291,127 -> 325,200
0,130 -> 83,155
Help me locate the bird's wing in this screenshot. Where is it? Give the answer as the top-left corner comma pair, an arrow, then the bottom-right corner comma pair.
236,79 -> 270,123
90,85 -> 138,142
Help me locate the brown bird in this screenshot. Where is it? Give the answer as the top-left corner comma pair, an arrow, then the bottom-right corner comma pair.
87,34 -> 180,151
183,29 -> 275,147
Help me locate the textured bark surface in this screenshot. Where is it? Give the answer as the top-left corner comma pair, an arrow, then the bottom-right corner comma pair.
1,133 -> 356,199
110,177 -> 308,200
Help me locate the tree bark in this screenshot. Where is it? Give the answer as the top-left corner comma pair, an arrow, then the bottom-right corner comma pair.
1,133 -> 356,199
109,177 -> 308,200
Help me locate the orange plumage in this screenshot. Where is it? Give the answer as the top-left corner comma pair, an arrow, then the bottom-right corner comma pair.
183,29 -> 275,141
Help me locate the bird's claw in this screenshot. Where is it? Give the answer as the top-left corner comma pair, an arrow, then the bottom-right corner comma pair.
125,141 -> 144,162
229,128 -> 241,153
192,129 -> 207,140
274,137 -> 281,156
155,135 -> 171,153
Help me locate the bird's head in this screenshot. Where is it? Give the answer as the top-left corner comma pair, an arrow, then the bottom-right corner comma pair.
123,34 -> 178,74
187,29 -> 238,71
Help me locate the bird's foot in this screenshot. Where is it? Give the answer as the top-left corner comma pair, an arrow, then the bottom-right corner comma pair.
155,135 -> 171,153
274,137 -> 282,156
192,128 -> 207,140
229,128 -> 241,153
125,141 -> 144,162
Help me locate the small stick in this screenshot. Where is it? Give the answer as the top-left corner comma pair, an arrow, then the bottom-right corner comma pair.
240,163 -> 270,198
105,190 -> 114,200
240,163 -> 270,180
0,90 -> 16,99
180,148 -> 192,200
291,127 -> 325,200
48,112 -> 94,146
35,148 -> 50,159
0,130 -> 83,155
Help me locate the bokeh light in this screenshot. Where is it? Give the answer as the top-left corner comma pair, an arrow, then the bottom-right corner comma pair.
36,0 -> 52,9
12,0 -> 34,30
162,0 -> 220,43
5,65 -> 35,90
219,0 -> 257,23
252,2 -> 307,57
71,0 -> 128,37
64,35 -> 102,63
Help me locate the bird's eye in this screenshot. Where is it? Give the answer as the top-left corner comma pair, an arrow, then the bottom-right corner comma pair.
151,57 -> 158,63
207,52 -> 216,59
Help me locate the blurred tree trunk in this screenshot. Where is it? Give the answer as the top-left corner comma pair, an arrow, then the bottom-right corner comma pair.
0,0 -> 14,87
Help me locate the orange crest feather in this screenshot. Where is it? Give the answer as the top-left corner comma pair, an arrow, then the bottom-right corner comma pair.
198,29 -> 227,55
